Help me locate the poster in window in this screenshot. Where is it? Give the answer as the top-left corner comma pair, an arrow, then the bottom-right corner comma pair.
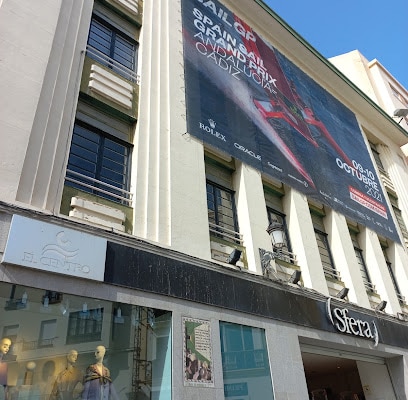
183,317 -> 214,387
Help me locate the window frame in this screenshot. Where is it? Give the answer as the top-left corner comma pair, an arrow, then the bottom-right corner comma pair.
382,244 -> 405,303
66,308 -> 104,344
206,180 -> 240,243
314,228 -> 337,279
87,14 -> 138,79
349,230 -> 374,292
66,120 -> 132,205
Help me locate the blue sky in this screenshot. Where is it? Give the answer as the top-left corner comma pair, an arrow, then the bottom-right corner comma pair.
264,0 -> 408,90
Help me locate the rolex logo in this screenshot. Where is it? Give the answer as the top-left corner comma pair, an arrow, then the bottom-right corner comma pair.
208,119 -> 216,129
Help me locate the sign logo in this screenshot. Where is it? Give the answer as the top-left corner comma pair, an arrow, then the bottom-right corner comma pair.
326,298 -> 379,346
3,215 -> 107,281
199,118 -> 226,142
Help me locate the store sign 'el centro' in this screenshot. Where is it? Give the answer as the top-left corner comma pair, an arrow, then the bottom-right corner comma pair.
326,298 -> 379,346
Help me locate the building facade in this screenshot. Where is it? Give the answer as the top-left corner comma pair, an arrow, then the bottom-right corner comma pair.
1,0 -> 408,399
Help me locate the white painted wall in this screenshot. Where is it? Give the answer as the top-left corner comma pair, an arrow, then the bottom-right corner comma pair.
0,0 -> 63,203
357,361 -> 397,400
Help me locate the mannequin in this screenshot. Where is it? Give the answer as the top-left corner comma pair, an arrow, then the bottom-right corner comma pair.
50,350 -> 82,400
81,346 -> 118,400
0,338 -> 11,400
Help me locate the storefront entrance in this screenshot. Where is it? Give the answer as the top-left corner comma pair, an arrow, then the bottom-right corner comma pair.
302,352 -> 364,399
301,345 -> 397,400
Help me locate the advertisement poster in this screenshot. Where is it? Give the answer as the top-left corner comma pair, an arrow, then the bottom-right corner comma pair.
181,0 -> 399,242
183,317 -> 214,387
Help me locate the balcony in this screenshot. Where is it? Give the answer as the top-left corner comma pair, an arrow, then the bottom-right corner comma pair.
60,176 -> 133,233
209,223 -> 247,269
80,46 -> 140,120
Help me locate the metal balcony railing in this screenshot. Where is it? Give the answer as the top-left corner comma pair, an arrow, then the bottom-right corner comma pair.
363,280 -> 377,293
323,265 -> 341,280
397,293 -> 406,304
271,247 -> 297,264
86,45 -> 140,84
66,169 -> 133,206
209,222 -> 243,245
22,338 -> 56,351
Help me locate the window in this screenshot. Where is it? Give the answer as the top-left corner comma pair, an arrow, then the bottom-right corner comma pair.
38,319 -> 57,348
66,121 -> 131,204
349,229 -> 374,292
389,84 -> 408,107
67,308 -> 103,344
264,185 -> 294,263
369,141 -> 387,174
220,322 -> 274,398
87,15 -> 138,79
382,244 -> 405,303
205,157 -> 240,244
0,283 -> 172,400
388,195 -> 408,242
310,211 -> 338,279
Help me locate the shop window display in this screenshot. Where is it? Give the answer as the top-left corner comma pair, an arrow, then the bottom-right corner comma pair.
219,322 -> 274,399
0,283 -> 172,400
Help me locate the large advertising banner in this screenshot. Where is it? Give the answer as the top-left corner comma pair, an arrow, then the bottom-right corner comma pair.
181,0 -> 399,242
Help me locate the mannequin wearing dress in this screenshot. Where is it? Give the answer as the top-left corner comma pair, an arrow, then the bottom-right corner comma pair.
81,346 -> 118,400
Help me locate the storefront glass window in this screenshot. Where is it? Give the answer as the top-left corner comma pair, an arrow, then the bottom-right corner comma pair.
0,283 -> 172,400
219,322 -> 274,399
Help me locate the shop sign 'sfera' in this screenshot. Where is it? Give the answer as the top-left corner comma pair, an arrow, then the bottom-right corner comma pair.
326,298 -> 379,346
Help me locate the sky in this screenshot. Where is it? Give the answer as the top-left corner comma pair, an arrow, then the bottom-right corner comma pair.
264,0 -> 408,90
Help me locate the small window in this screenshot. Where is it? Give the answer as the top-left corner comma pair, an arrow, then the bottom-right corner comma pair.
205,157 -> 240,244
310,211 -> 338,279
369,141 -> 386,173
382,244 -> 405,303
39,319 -> 57,348
389,195 -> 408,241
87,15 -> 138,79
66,308 -> 103,344
349,230 -> 374,292
206,182 -> 239,242
66,121 -> 131,205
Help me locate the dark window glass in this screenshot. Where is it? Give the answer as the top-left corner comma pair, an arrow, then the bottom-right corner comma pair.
206,181 -> 239,242
350,231 -> 373,291
66,308 -> 103,344
88,16 -> 137,78
66,122 -> 131,203
220,322 -> 274,398
314,229 -> 337,278
266,207 -> 293,257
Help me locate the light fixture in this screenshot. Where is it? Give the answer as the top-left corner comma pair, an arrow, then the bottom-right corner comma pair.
393,108 -> 408,123
227,249 -> 242,266
376,300 -> 387,312
93,305 -> 102,321
114,307 -> 124,324
336,287 -> 349,299
79,302 -> 89,319
266,220 -> 286,248
148,308 -> 155,327
288,270 -> 301,285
